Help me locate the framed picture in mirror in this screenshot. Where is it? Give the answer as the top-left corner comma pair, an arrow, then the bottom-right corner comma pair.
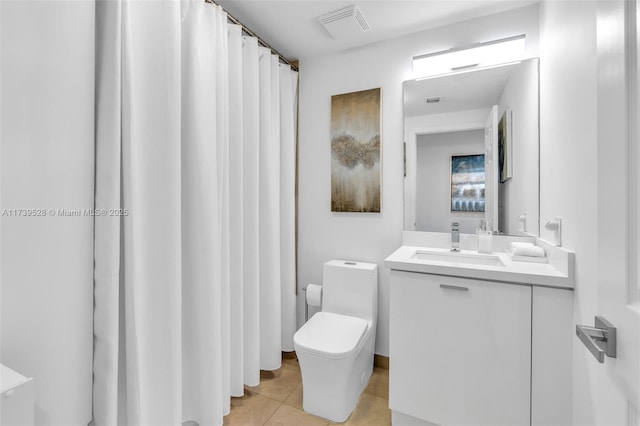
499,109 -> 513,182
450,154 -> 485,213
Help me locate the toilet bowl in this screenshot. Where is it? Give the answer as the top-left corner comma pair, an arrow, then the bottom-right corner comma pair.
294,260 -> 378,423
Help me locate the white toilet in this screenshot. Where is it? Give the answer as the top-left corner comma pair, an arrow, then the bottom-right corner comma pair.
294,260 -> 378,423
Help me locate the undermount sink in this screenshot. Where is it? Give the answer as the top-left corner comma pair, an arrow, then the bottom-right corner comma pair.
412,249 -> 505,267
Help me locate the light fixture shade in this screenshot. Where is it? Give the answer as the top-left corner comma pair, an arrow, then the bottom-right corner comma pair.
413,35 -> 526,79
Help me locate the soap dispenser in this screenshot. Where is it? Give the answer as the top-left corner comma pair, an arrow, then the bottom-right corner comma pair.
477,220 -> 493,254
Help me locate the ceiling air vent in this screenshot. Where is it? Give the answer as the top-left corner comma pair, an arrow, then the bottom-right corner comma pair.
318,5 -> 371,39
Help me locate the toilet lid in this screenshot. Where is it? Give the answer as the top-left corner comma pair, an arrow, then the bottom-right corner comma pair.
294,312 -> 368,359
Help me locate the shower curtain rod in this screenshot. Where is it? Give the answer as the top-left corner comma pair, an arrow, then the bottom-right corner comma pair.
205,0 -> 299,72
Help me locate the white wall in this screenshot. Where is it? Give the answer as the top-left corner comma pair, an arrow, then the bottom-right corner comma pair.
416,130 -> 484,234
498,59 -> 539,235
0,2 -> 94,424
298,4 -> 540,355
539,1 -> 606,425
404,109 -> 489,231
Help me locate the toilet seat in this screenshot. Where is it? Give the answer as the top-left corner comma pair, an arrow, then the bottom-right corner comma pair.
294,312 -> 368,360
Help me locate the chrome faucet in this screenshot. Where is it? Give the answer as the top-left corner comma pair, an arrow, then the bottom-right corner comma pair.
451,222 -> 460,252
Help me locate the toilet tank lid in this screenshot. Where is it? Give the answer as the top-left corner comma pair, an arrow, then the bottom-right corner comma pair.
325,259 -> 377,272
294,312 -> 368,359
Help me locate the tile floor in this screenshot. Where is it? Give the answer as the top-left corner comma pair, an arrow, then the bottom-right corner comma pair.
223,353 -> 390,426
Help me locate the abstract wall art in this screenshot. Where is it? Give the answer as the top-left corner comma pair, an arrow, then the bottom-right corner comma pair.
330,88 -> 381,212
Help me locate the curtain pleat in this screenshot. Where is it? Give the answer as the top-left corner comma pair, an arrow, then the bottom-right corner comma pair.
215,5 -> 232,413
227,23 -> 245,398
258,48 -> 282,370
120,0 -> 184,424
180,1 -> 225,424
241,35 -> 261,387
93,1 -> 299,424
279,66 -> 299,351
93,0 -> 122,424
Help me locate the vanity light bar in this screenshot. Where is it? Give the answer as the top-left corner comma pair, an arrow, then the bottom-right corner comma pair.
415,60 -> 523,82
412,34 -> 526,79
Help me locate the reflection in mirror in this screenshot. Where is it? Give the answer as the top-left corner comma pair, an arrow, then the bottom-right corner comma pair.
403,58 -> 539,236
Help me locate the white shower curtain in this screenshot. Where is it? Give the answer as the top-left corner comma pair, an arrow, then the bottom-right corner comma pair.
92,0 -> 298,424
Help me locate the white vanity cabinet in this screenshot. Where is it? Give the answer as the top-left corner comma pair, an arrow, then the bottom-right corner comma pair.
386,237 -> 575,425
390,270 -> 532,426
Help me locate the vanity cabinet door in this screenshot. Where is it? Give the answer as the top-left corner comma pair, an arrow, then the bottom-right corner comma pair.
389,270 -> 532,426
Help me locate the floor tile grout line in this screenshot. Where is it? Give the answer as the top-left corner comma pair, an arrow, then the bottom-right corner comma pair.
261,400 -> 283,426
245,368 -> 301,404
247,383 -> 301,404
281,379 -> 300,401
281,386 -> 302,409
246,388 -> 289,405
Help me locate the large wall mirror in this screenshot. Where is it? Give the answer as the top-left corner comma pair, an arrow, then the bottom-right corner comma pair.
403,58 -> 540,236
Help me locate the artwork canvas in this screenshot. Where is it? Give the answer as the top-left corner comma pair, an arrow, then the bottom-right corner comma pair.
331,88 -> 381,212
451,154 -> 485,212
498,109 -> 513,182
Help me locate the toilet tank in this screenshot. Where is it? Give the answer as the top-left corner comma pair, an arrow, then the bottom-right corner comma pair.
322,260 -> 378,323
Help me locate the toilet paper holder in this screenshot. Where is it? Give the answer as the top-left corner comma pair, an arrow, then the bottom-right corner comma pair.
303,284 -> 323,321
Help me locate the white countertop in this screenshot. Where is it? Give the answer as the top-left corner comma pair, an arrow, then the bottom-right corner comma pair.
384,244 -> 574,289
1,364 -> 32,393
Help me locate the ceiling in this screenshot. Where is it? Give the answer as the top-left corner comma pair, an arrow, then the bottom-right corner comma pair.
403,64 -> 514,117
215,0 -> 538,61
